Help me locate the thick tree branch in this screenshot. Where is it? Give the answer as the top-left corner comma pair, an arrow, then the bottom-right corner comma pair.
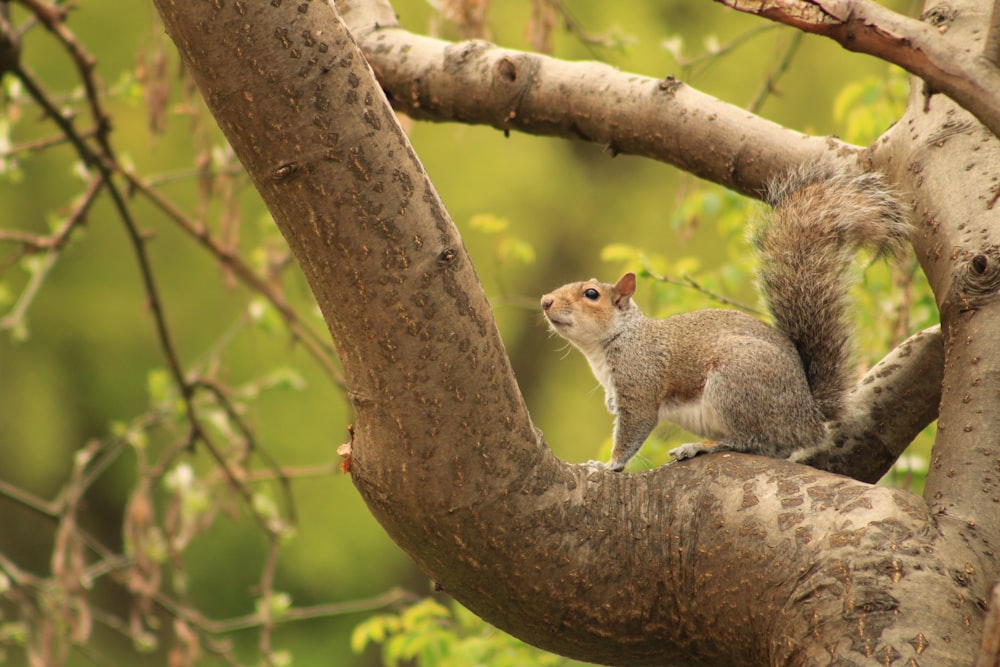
975,582 -> 1000,667
794,325 -> 943,481
718,0 -> 1000,140
337,0 -> 855,198
146,0 -> 992,664
876,99 -> 1000,583
337,0 -> 948,484
986,0 -> 1000,66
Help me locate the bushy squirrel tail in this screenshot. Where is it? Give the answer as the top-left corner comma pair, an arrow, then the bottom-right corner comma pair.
754,162 -> 910,422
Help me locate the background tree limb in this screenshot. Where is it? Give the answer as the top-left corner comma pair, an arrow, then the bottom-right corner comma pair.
720,0 -> 1000,141
338,0 -> 851,197
794,325 -> 944,482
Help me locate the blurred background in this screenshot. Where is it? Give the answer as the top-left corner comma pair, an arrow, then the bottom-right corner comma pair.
0,0 -> 935,665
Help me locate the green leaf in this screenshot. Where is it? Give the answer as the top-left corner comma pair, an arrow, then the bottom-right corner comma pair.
384,632 -> 409,667
497,237 -> 536,265
353,596 -> 568,667
125,427 -> 148,450
255,591 -> 292,620
252,492 -> 282,526
7,320 -> 28,342
400,597 -> 449,630
0,622 -> 27,646
832,68 -> 908,145
468,213 -> 508,234
351,615 -> 396,653
0,118 -> 23,183
132,631 -> 158,653
248,297 -> 284,335
661,35 -> 684,62
600,243 -> 641,264
264,366 -> 307,392
670,256 -> 702,276
146,368 -> 172,404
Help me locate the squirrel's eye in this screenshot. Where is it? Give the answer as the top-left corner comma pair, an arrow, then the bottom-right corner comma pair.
583,288 -> 600,300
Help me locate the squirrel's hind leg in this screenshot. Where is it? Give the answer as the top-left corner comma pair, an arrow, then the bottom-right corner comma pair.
670,441 -> 719,460
670,438 -> 764,460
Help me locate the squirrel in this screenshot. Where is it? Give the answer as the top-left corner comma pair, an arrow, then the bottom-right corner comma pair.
540,162 -> 910,471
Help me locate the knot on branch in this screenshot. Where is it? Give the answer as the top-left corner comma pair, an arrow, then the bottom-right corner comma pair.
495,56 -> 518,83
489,52 -> 540,125
270,161 -> 299,181
491,52 -> 542,89
658,75 -> 682,97
920,3 -> 958,28
959,247 -> 1000,303
436,246 -> 458,266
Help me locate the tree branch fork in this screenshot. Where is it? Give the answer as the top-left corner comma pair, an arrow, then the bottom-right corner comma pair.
336,0 -> 998,660
149,0 -> 999,664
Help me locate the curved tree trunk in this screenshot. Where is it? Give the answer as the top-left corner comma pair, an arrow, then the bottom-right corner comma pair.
149,0 -> 999,664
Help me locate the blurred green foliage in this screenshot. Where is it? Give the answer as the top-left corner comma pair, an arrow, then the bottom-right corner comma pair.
0,0 -> 935,665
353,598 -> 565,667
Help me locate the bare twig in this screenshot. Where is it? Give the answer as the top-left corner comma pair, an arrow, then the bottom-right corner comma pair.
193,378 -> 299,526
747,30 -> 804,113
257,539 -> 281,661
0,127 -> 99,157
17,0 -> 112,154
0,3 -> 375,664
118,167 -> 345,387
161,587 -> 413,635
0,174 -> 103,333
672,23 -> 779,79
0,478 -> 59,517
643,266 -> 763,314
11,12 -> 271,541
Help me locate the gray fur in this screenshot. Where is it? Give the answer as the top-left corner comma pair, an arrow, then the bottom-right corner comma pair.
543,162 -> 910,469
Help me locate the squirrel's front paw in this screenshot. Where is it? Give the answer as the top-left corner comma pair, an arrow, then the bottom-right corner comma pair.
670,441 -> 715,461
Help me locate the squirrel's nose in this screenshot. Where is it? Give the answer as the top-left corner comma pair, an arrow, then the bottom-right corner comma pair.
540,296 -> 553,310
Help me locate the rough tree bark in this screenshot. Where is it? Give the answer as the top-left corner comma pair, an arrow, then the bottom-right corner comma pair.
149,0 -> 999,665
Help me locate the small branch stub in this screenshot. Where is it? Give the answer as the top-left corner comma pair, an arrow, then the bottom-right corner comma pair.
338,424 -> 355,474
436,246 -> 458,266
960,248 -> 1000,302
495,56 -> 518,83
271,162 -> 299,181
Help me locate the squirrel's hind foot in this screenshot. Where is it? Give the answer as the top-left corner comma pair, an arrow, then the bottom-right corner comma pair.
670,441 -> 721,461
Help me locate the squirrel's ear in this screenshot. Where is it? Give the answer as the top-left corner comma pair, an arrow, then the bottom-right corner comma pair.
615,273 -> 637,300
